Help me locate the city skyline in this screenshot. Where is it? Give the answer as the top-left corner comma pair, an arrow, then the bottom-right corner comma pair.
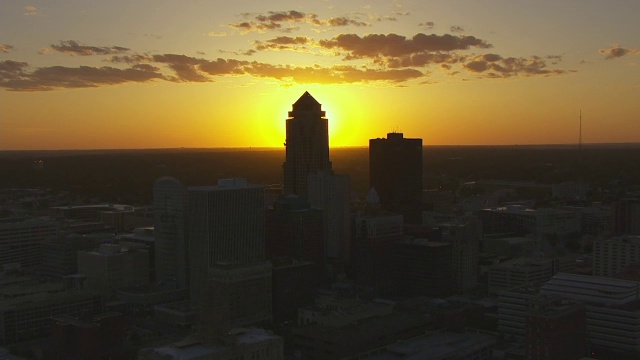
2,0 -> 639,150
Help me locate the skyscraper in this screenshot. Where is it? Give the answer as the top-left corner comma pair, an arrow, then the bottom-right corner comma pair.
187,178 -> 266,301
283,91 -> 332,197
369,132 -> 423,224
153,176 -> 188,289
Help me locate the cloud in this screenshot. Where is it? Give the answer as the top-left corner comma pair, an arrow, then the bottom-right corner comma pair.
24,5 -> 37,16
0,44 -> 14,53
384,53 -> 464,68
0,61 -> 165,91
245,63 -> 423,84
450,25 -> 465,33
229,11 -> 371,33
599,45 -> 640,59
230,10 -> 308,33
318,33 -> 491,60
253,36 -> 313,52
42,40 -> 130,56
151,54 -> 211,82
419,21 -> 435,30
326,17 -> 368,27
463,54 -> 568,78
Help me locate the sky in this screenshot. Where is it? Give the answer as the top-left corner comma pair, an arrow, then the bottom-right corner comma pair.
1,0 -> 639,150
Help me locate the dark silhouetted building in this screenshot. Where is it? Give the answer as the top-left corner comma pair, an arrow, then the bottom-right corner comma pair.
283,92 -> 332,197
525,298 -> 587,360
265,194 -> 324,264
271,259 -> 322,323
393,238 -> 453,297
612,198 -> 640,235
46,312 -> 130,360
352,188 -> 403,292
369,132 -> 422,224
153,176 -> 188,289
187,178 -> 266,302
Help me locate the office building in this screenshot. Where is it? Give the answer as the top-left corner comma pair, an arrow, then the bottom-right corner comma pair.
441,217 -> 481,294
593,236 -> 640,277
283,92 -> 332,197
40,234 -> 101,278
187,178 -> 265,302
265,195 -> 324,263
612,198 -> 640,235
153,176 -> 188,289
393,238 -> 453,297
525,299 -> 587,360
198,262 -> 272,336
77,243 -> 149,298
480,206 -> 581,240
488,258 -> 557,294
0,217 -> 58,270
541,273 -> 640,357
369,132 -> 422,224
0,290 -> 103,345
307,171 -> 350,262
352,188 -> 403,291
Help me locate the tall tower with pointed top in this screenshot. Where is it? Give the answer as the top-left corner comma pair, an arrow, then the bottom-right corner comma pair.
283,91 -> 333,197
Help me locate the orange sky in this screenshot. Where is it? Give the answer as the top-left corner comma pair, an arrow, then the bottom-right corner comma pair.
1,1 -> 639,149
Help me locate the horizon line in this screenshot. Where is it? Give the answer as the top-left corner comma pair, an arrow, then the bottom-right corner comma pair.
2,141 -> 640,153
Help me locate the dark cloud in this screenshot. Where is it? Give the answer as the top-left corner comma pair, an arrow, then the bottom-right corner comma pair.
256,10 -> 305,22
230,10 -> 308,33
230,11 -> 371,33
327,17 -> 368,27
418,21 -> 435,30
198,58 -> 248,76
109,54 -> 152,64
449,25 -> 465,33
0,62 -> 164,91
463,54 -> 568,78
318,33 -> 491,60
383,53 -> 464,68
0,44 -> 14,53
599,45 -> 640,59
253,36 -> 312,52
43,40 -> 130,56
151,54 -> 211,82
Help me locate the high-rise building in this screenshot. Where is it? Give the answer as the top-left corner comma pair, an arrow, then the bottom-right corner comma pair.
352,188 -> 403,292
307,171 -> 351,263
283,92 -> 332,197
187,178 -> 266,302
153,177 -> 188,289
369,133 -> 422,224
265,194 -> 324,263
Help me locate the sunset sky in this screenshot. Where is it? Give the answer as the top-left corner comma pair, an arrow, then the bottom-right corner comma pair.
1,0 -> 639,150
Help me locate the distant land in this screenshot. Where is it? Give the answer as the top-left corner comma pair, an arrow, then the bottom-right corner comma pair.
2,142 -> 640,158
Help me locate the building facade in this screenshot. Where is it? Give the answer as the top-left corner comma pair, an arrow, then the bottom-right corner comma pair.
188,178 -> 265,302
153,176 -> 188,289
369,132 -> 422,224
